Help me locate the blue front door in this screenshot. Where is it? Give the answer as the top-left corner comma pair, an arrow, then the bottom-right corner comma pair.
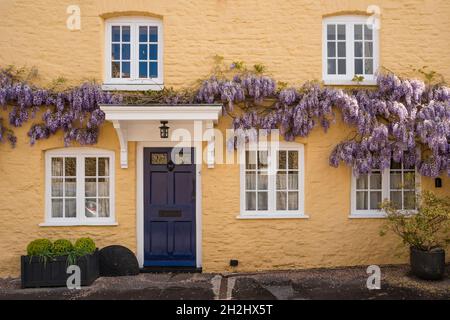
143,147 -> 196,267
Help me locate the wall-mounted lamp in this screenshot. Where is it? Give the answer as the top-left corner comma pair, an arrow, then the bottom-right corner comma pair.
159,121 -> 169,139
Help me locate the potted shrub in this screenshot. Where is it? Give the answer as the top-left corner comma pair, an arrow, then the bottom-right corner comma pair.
21,237 -> 99,288
380,191 -> 450,280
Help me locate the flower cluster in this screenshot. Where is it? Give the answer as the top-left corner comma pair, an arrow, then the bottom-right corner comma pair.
0,69 -> 122,146
1,66 -> 449,178
197,71 -> 449,178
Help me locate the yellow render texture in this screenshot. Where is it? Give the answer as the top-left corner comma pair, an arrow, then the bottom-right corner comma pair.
0,0 -> 449,276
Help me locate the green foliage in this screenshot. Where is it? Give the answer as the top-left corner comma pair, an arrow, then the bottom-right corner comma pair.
74,237 -> 96,255
27,239 -> 53,256
51,239 -> 73,256
380,191 -> 450,251
253,64 -> 266,74
352,75 -> 365,84
412,66 -> 446,85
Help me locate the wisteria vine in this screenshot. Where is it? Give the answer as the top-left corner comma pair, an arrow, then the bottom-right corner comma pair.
0,64 -> 449,177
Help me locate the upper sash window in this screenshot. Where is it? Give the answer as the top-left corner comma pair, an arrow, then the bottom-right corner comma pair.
104,17 -> 163,90
322,16 -> 379,85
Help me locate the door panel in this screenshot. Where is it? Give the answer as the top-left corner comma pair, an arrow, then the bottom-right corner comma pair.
144,147 -> 196,267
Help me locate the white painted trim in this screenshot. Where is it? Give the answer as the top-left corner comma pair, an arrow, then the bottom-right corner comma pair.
238,141 -> 306,218
100,105 -> 222,122
44,148 -> 116,226
136,141 -> 202,268
236,214 -> 309,220
322,15 -> 379,85
104,16 -> 164,88
102,84 -> 164,91
39,222 -> 119,227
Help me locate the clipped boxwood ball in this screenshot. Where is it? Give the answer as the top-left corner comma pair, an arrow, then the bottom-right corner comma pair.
99,245 -> 139,277
27,239 -> 53,256
52,239 -> 73,256
74,237 -> 96,255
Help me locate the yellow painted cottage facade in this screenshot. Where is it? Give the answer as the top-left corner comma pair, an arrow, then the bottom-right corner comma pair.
0,0 -> 449,277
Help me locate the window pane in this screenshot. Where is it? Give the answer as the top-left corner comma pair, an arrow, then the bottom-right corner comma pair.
356,191 -> 368,210
276,172 -> 286,189
337,42 -> 346,57
122,26 -> 130,42
122,62 -> 130,78
404,172 -> 415,189
85,178 -> 96,197
112,62 -> 120,78
327,42 -> 336,57
370,172 -> 382,189
288,151 -> 298,169
404,191 -> 416,210
276,192 -> 287,210
327,59 -> 336,75
149,62 -> 158,78
370,191 -> 382,210
149,44 -> 158,60
288,192 -> 299,210
51,178 -> 63,197
246,192 -> 256,210
390,173 -> 402,189
278,151 -> 286,169
391,161 -> 402,169
246,151 -> 256,169
85,158 -> 96,176
98,158 -> 109,176
390,191 -> 402,209
112,26 -> 120,42
258,151 -> 268,169
257,192 -> 268,210
354,25 -> 363,40
52,158 -> 63,176
327,24 -> 335,40
122,44 -> 130,60
51,199 -> 63,218
112,44 -> 120,60
85,198 -> 97,217
139,62 -> 148,78
356,174 -> 368,189
65,199 -> 76,218
337,24 -> 345,40
355,59 -> 363,74
65,178 -> 76,197
98,198 -> 110,217
98,178 -> 109,197
364,25 -> 373,40
338,59 -> 346,75
258,172 -> 268,190
139,26 -> 148,42
139,44 -> 148,60
65,158 -> 76,176
354,41 -> 363,57
246,172 -> 256,190
364,59 -> 373,74
365,42 -> 373,57
288,172 -> 298,189
149,26 -> 158,42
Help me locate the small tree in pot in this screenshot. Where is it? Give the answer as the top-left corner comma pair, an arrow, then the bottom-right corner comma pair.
380,191 -> 450,280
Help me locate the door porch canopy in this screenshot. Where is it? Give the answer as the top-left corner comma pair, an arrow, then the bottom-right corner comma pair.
99,104 -> 223,168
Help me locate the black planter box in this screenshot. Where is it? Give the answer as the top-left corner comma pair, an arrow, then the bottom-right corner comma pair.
21,249 -> 99,288
410,246 -> 445,280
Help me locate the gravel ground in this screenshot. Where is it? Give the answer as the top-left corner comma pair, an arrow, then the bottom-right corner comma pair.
0,264 -> 448,300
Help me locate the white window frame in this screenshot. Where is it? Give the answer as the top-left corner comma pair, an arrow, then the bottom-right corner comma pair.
322,15 -> 379,85
42,148 -> 116,226
238,142 -> 307,219
350,165 -> 420,218
103,16 -> 164,91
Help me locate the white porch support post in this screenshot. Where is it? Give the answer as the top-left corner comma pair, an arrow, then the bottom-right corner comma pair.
112,120 -> 128,168
205,120 -> 215,168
